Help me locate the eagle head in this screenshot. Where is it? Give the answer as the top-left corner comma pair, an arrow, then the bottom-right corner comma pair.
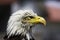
7,10 -> 46,38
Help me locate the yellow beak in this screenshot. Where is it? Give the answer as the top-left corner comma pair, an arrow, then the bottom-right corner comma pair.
28,16 -> 46,26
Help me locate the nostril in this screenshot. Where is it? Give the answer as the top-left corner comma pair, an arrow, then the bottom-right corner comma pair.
38,18 -> 40,19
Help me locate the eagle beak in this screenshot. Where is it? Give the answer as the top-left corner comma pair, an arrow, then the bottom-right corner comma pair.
28,16 -> 46,26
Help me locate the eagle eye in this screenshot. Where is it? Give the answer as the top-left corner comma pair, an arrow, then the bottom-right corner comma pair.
23,16 -> 34,20
28,16 -> 34,19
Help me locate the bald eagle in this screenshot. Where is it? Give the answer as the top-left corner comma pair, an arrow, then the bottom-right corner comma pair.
4,10 -> 46,40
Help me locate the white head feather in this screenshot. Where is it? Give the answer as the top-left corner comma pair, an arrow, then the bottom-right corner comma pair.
7,10 -> 37,37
